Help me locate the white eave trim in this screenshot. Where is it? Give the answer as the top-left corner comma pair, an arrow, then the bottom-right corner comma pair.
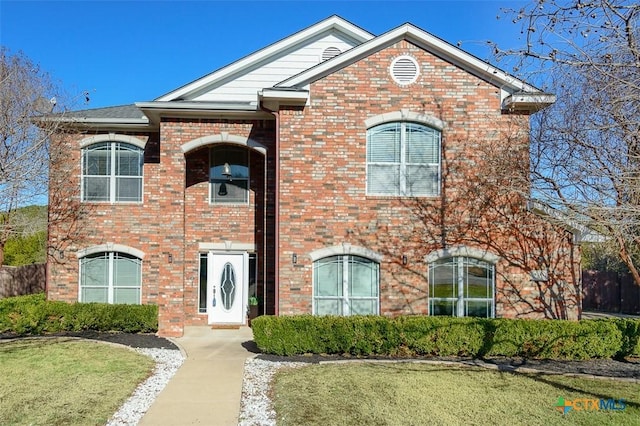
528,201 -> 606,243
277,23 -> 541,99
503,93 -> 557,112
259,88 -> 309,109
155,16 -> 374,102
136,101 -> 259,112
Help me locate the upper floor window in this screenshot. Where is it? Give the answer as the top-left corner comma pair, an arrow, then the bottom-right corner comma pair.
366,122 -> 440,196
313,255 -> 379,316
82,142 -> 143,202
428,256 -> 495,318
210,145 -> 249,204
79,251 -> 142,304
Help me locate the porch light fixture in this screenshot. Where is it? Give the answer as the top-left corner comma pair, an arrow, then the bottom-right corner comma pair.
292,253 -> 298,264
222,163 -> 233,181
402,255 -> 408,265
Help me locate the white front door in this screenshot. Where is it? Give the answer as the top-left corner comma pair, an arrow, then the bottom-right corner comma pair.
208,252 -> 247,325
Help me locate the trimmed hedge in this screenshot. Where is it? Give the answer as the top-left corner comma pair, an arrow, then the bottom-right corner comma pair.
0,293 -> 158,335
251,315 -> 640,360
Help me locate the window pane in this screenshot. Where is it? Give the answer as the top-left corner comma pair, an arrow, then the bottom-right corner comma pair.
116,144 -> 142,176
84,177 -> 110,201
211,180 -> 249,203
315,298 -> 342,315
430,300 -> 456,316
465,259 -> 491,298
84,143 -> 110,175
116,177 -> 142,202
466,300 -> 491,318
113,254 -> 141,287
114,288 -> 140,304
429,261 -> 456,298
368,164 -> 400,195
367,124 -> 401,163
349,299 -> 377,315
406,124 -> 439,164
349,257 -> 378,297
81,255 -> 108,288
199,254 -> 207,313
82,287 -> 108,303
406,165 -> 438,196
314,257 -> 342,297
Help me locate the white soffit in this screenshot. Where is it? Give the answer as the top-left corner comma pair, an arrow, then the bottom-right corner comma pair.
155,16 -> 373,102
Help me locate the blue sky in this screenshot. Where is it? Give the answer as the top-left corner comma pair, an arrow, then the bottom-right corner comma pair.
1,0 -> 527,109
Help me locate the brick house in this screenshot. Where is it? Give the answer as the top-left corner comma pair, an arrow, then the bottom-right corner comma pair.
47,16 -> 590,337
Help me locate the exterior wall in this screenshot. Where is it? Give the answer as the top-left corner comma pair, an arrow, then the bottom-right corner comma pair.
47,122 -> 277,337
276,40 -> 580,320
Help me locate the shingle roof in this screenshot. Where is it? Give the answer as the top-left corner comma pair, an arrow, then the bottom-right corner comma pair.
65,104 -> 146,120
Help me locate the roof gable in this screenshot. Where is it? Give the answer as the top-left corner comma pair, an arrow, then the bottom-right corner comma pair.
155,16 -> 373,103
275,23 -> 552,109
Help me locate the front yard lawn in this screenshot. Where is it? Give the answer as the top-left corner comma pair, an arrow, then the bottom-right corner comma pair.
0,338 -> 154,425
274,362 -> 639,426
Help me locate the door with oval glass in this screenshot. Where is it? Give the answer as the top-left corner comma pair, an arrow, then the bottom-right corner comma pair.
208,252 -> 247,325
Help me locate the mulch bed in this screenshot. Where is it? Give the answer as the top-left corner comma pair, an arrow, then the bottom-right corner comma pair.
0,331 -> 179,350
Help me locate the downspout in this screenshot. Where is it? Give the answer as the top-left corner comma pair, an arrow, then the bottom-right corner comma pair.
260,103 -> 280,316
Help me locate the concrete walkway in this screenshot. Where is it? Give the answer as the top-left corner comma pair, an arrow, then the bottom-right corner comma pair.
139,326 -> 256,426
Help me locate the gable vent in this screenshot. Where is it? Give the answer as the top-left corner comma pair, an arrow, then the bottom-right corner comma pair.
322,46 -> 342,61
390,56 -> 419,85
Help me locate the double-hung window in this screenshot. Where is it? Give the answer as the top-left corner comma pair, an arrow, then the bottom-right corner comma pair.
428,257 -> 495,318
367,122 -> 440,196
82,142 -> 143,202
313,255 -> 379,316
79,252 -> 142,304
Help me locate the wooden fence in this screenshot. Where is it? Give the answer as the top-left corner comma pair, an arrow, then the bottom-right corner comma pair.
0,264 -> 46,299
582,270 -> 640,315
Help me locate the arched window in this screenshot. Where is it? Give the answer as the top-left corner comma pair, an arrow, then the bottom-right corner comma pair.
428,257 -> 495,318
82,142 -> 143,202
210,145 -> 249,204
79,252 -> 142,304
313,255 -> 379,316
366,122 -> 440,196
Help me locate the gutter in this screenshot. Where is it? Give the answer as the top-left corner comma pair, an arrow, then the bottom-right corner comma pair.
260,103 -> 280,316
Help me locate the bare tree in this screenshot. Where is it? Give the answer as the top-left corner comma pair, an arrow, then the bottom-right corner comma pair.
493,1 -> 640,285
0,48 -> 87,266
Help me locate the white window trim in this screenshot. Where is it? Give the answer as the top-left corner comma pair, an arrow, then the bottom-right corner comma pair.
80,141 -> 144,204
366,121 -> 441,197
312,254 -> 380,316
78,251 -> 142,304
427,253 -> 496,318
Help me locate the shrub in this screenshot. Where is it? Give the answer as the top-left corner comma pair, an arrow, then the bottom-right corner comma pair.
252,315 -> 631,360
0,294 -> 158,335
613,318 -> 640,358
487,319 -> 621,360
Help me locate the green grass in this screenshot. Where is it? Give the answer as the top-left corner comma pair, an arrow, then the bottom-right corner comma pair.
273,362 -> 640,426
0,338 -> 155,425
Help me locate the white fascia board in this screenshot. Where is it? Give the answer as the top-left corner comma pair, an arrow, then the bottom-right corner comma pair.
136,101 -> 258,111
278,23 -> 540,97
528,201 -> 606,243
259,88 -> 309,102
155,16 -> 374,102
503,93 -> 557,112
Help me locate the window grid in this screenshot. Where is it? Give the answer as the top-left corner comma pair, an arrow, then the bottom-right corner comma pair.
428,257 -> 495,318
82,142 -> 143,203
366,122 -> 441,196
313,255 -> 379,316
79,252 -> 142,304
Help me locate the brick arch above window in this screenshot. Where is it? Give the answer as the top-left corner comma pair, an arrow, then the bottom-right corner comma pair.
181,133 -> 267,155
425,246 -> 500,264
364,110 -> 445,131
309,243 -> 383,263
79,133 -> 146,149
76,243 -> 145,260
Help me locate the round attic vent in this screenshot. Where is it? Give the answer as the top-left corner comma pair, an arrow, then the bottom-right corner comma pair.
322,46 -> 342,61
390,55 -> 419,85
